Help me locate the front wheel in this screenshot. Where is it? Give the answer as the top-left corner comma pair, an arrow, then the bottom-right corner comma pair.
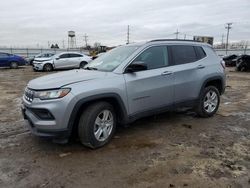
195,86 -> 220,117
43,63 -> 53,72
10,62 -> 18,69
78,102 -> 116,149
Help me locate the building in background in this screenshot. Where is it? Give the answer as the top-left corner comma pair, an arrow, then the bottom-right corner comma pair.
193,36 -> 214,45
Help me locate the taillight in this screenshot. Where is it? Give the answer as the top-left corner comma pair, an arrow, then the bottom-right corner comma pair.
220,60 -> 225,69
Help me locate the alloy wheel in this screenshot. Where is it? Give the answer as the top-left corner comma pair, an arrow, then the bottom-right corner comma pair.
203,90 -> 218,113
94,110 -> 114,142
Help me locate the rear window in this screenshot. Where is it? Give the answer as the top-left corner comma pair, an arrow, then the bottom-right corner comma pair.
170,45 -> 197,65
195,46 -> 206,60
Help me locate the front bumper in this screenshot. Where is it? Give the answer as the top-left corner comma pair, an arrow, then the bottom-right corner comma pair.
33,63 -> 43,71
21,92 -> 77,138
21,104 -> 70,138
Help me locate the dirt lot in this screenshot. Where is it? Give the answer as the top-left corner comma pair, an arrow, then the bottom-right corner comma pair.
0,66 -> 249,188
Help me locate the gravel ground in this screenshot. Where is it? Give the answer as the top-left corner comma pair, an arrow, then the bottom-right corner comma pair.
0,66 -> 249,188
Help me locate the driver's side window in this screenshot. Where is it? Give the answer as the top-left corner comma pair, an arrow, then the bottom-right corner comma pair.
133,46 -> 168,70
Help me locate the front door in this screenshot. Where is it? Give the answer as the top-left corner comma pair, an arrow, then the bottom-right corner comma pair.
124,46 -> 174,115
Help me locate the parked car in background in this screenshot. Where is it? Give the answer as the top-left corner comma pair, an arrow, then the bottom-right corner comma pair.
223,54 -> 238,67
0,52 -> 27,69
22,39 -> 226,149
29,52 -> 55,65
236,55 -> 250,71
33,52 -> 92,71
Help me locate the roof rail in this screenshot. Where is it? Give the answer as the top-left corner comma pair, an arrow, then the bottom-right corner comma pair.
148,39 -> 202,43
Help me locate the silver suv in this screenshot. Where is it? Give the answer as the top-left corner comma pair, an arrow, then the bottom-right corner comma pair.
22,40 -> 226,148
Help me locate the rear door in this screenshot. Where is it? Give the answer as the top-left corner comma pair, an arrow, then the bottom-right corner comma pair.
68,53 -> 83,67
124,45 -> 175,115
169,45 -> 206,103
54,53 -> 70,69
0,53 -> 10,67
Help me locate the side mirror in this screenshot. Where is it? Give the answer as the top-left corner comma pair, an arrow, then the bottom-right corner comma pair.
126,61 -> 147,73
55,57 -> 60,60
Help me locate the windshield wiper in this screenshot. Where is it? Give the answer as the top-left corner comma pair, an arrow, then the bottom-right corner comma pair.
83,67 -> 98,70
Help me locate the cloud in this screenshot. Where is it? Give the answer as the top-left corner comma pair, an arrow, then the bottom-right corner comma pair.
0,0 -> 249,47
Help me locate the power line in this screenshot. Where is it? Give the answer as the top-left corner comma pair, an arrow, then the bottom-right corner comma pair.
225,23 -> 232,54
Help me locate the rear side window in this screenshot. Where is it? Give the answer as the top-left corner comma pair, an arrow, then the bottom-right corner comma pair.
170,45 -> 197,65
69,54 -> 82,58
195,46 -> 206,60
59,54 -> 69,58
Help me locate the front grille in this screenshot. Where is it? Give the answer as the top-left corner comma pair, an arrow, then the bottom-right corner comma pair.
24,88 -> 35,102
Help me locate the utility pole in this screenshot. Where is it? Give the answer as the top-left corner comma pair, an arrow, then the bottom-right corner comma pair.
174,29 -> 180,39
184,34 -> 186,40
126,25 -> 130,44
84,33 -> 88,48
225,23 -> 232,54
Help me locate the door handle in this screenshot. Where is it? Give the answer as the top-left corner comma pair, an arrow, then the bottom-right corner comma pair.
197,65 -> 205,69
161,71 -> 173,76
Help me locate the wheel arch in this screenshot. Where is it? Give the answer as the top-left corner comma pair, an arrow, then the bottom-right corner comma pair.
200,76 -> 225,95
68,93 -> 128,136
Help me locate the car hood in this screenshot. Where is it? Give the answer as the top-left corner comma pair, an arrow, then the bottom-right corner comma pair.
28,69 -> 107,90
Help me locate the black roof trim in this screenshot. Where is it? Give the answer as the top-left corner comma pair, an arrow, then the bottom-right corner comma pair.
148,39 -> 202,43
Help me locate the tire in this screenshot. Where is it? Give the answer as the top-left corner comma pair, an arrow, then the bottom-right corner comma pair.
10,62 -> 18,69
195,86 -> 220,118
79,61 -> 87,69
78,102 -> 116,149
43,63 -> 53,72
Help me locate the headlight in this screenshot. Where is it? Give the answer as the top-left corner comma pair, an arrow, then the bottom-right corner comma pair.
34,88 -> 71,100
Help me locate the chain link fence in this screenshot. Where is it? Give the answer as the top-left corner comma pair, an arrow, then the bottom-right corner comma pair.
0,48 -> 89,58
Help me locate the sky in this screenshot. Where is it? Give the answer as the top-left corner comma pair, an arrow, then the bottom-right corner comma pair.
0,0 -> 249,48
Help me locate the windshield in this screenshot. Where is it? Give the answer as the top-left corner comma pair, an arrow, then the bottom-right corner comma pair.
36,53 -> 55,58
85,46 -> 138,72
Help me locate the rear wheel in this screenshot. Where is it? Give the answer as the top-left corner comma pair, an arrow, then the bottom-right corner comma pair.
10,62 -> 18,69
78,102 -> 116,149
79,61 -> 87,69
43,63 -> 53,72
195,86 -> 220,117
